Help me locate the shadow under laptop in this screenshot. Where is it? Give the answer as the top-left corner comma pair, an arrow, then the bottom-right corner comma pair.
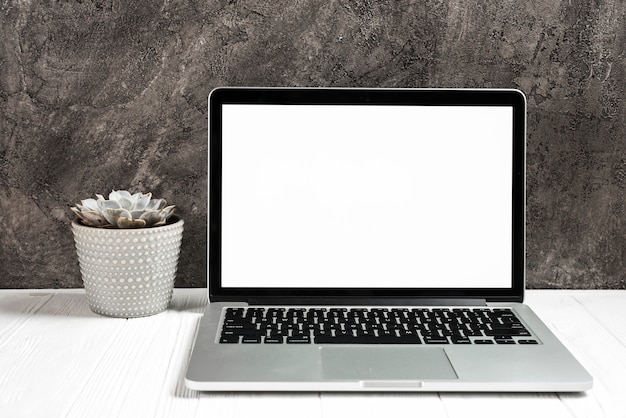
187,390 -> 588,417
186,390 -> 589,401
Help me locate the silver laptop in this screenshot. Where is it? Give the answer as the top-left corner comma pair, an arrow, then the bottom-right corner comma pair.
185,87 -> 592,392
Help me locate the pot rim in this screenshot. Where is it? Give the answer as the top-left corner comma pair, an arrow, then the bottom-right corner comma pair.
72,214 -> 183,233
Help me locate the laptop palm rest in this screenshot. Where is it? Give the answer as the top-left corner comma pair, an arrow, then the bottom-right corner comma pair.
320,347 -> 457,381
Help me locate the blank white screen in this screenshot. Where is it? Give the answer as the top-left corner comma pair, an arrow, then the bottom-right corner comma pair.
221,104 -> 512,288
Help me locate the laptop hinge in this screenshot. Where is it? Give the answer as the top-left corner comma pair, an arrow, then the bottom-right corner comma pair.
247,298 -> 487,306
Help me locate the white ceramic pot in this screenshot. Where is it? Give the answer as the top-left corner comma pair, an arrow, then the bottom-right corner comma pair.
72,216 -> 184,318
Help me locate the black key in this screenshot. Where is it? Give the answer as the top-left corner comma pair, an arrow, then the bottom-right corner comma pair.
465,328 -> 484,337
241,335 -> 262,343
223,323 -> 257,330
376,334 -> 420,344
267,308 -> 286,316
490,323 -> 527,330
474,339 -> 495,344
225,308 -> 244,318
518,339 -> 539,344
450,337 -> 471,344
485,330 -> 531,337
287,335 -> 311,344
264,336 -> 283,344
315,335 -> 354,344
315,334 -> 419,344
223,325 -> 265,336
220,335 -> 240,343
495,339 -> 516,344
484,324 -> 530,336
423,336 -> 449,344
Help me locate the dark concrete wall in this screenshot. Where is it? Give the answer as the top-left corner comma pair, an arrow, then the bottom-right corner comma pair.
1,0 -> 624,288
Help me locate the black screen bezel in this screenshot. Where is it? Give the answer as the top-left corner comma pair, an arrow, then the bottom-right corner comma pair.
209,87 -> 526,303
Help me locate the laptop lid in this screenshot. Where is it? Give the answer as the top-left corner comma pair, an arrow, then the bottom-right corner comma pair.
208,88 -> 526,304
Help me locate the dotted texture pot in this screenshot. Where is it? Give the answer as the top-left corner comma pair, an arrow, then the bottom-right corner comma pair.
72,216 -> 184,318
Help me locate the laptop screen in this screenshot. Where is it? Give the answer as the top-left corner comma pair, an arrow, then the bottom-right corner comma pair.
209,88 -> 526,302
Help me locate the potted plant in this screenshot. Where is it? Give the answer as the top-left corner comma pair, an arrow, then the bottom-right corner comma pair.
71,190 -> 184,318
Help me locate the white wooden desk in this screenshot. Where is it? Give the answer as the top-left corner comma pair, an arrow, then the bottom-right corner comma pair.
1,289 -> 624,417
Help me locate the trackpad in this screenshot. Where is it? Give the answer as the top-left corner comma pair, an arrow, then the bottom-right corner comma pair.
321,347 -> 457,380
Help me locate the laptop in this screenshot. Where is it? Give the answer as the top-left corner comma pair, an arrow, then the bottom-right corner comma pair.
185,87 -> 592,392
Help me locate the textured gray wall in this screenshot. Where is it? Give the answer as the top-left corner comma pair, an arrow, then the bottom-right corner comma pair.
1,0 -> 624,289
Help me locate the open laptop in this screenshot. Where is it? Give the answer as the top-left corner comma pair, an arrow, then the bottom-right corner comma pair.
185,87 -> 592,392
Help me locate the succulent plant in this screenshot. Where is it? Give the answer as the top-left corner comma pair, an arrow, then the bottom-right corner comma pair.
71,190 -> 176,228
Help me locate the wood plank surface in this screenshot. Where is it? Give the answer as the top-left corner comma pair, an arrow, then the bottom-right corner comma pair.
526,291 -> 626,417
0,289 -> 624,418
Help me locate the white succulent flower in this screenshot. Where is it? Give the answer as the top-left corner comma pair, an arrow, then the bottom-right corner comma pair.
71,190 -> 176,228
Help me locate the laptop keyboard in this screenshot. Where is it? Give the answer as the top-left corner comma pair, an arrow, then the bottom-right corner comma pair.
219,307 -> 537,345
